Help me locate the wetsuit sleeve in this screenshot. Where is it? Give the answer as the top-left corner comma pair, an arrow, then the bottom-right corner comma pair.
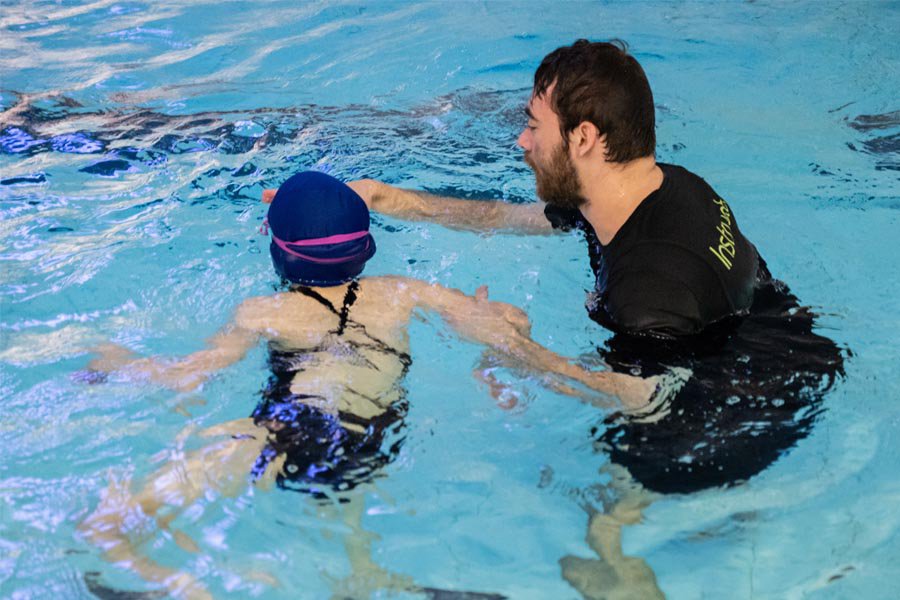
543,204 -> 583,232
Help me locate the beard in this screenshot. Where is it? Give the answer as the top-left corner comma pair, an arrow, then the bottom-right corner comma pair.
524,143 -> 585,210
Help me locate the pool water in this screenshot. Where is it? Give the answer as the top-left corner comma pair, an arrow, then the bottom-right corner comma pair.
1,1 -> 899,598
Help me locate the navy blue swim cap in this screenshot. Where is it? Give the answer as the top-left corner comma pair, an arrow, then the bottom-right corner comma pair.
265,171 -> 376,287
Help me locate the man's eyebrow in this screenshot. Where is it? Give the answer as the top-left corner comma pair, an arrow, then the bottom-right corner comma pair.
524,105 -> 536,120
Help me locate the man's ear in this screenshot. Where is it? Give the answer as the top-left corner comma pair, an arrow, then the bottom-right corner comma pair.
570,121 -> 602,158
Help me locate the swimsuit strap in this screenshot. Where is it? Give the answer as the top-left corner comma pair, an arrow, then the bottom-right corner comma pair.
296,280 -> 359,335
336,280 -> 360,336
348,338 -> 413,368
296,286 -> 339,314
292,281 -> 411,367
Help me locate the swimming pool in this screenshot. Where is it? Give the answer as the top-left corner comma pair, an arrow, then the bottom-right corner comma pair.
2,1 -> 899,598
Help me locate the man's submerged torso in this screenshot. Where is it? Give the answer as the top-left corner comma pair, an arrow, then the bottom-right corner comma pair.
544,163 -> 846,494
597,273 -> 845,494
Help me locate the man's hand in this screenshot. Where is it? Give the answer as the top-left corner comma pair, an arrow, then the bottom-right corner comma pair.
443,292 -> 533,343
469,286 -> 531,335
264,179 -> 386,210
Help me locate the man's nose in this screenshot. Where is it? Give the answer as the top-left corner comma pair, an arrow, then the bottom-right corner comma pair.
517,129 -> 531,151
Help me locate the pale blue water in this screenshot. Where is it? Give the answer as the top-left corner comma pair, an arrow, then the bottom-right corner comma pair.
1,1 -> 899,598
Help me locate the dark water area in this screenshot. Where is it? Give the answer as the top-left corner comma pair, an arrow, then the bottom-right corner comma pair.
596,275 -> 845,495
0,89 -> 535,210
846,110 -> 900,172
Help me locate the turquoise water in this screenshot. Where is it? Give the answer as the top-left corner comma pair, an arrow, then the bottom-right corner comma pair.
1,1 -> 899,598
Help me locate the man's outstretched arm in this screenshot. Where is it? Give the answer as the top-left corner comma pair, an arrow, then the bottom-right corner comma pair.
263,180 -> 554,235
403,279 -> 657,410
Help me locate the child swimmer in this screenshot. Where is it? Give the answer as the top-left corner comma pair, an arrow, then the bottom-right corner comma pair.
80,171 -> 656,598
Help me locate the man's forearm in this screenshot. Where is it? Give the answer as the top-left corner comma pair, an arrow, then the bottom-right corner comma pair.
499,333 -> 658,410
412,282 -> 656,410
390,188 -> 531,231
270,180 -> 553,234
365,181 -> 553,235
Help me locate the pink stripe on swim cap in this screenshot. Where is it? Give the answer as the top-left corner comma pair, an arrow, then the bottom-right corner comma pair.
280,229 -> 369,247
272,234 -> 372,264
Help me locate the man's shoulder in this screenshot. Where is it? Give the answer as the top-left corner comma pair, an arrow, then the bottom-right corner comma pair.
658,162 -> 711,186
623,163 -> 730,245
655,163 -> 719,211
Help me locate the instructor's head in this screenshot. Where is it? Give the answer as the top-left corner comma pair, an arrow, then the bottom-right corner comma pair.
265,171 -> 376,287
518,39 -> 656,209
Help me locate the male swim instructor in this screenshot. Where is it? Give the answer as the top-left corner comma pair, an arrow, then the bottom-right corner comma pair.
330,37 -> 844,495
262,40 -> 843,598
343,39 -> 761,340
341,40 -> 845,600
264,41 -> 842,496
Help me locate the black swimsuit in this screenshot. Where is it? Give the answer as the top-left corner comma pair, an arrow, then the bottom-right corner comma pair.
249,281 -> 411,499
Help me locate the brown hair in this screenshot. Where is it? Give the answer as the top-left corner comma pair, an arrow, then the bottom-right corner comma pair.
534,39 -> 656,162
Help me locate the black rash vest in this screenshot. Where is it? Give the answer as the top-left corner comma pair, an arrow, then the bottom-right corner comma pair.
544,163 -> 760,338
544,164 -> 846,495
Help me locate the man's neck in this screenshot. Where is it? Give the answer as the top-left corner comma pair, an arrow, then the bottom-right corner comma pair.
578,156 -> 663,245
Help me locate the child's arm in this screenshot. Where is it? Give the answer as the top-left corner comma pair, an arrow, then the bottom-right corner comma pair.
86,300 -> 263,392
405,280 -> 657,410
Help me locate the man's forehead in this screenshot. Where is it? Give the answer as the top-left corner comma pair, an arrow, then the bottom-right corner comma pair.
527,88 -> 553,116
